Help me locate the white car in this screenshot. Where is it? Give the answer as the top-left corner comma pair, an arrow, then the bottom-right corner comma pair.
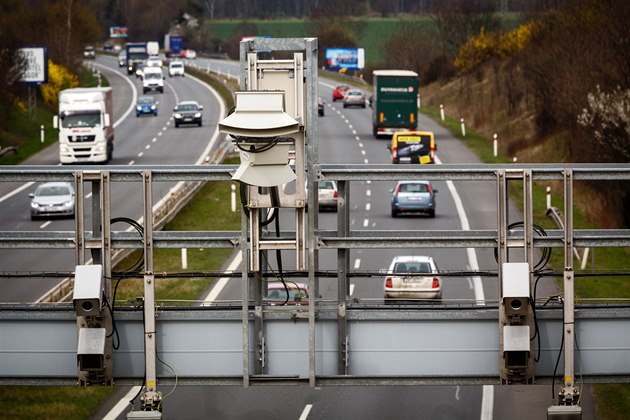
29,182 -> 75,220
168,61 -> 185,77
185,49 -> 197,59
383,255 -> 442,302
146,55 -> 163,68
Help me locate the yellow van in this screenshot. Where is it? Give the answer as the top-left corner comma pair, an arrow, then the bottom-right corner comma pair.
389,131 -> 436,164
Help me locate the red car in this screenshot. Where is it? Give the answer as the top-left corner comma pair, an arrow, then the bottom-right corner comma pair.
265,282 -> 309,305
332,84 -> 350,102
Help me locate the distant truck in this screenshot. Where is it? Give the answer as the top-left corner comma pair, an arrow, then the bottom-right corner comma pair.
164,34 -> 183,57
53,87 -> 114,164
125,42 -> 149,75
371,70 -> 419,138
146,41 -> 159,56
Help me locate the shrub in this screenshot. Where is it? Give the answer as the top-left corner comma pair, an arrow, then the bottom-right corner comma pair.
39,60 -> 78,109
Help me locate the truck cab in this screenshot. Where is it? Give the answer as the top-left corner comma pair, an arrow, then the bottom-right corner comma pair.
142,66 -> 164,93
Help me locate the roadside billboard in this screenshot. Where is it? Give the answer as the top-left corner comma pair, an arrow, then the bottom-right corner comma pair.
110,26 -> 128,38
19,46 -> 48,85
325,48 -> 365,71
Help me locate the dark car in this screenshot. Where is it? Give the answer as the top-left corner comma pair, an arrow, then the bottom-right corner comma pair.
29,182 -> 75,220
136,96 -> 159,117
390,180 -> 437,218
173,101 -> 203,128
332,84 -> 350,102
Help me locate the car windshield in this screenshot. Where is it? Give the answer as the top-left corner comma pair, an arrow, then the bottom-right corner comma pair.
61,112 -> 100,128
318,181 -> 335,189
145,73 -> 161,80
394,262 -> 432,274
36,185 -> 71,196
347,91 -> 362,96
177,104 -> 198,111
138,97 -> 154,105
399,183 -> 429,193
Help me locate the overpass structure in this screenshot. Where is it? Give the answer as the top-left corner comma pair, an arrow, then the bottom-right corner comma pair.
1,38 -> 629,418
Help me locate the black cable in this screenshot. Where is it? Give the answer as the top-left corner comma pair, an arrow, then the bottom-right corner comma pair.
234,136 -> 280,154
494,222 -> 552,271
269,187 -> 290,305
239,183 -> 250,218
103,294 -> 120,350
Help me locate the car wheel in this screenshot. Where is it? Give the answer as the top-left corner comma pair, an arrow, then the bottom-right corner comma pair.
30,214 -> 37,221
136,113 -> 139,117
143,89 -> 147,94
391,208 -> 399,217
429,210 -> 436,218
343,104 -> 347,108
198,121 -> 202,127
154,112 -> 158,117
175,122 -> 179,128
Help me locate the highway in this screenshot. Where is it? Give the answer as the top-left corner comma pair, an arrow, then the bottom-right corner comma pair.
0,54 -> 595,419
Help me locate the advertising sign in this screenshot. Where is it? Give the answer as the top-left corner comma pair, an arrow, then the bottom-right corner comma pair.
19,46 -> 48,85
325,48 -> 365,71
110,26 -> 128,38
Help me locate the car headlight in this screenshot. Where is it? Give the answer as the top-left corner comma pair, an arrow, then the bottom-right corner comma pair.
151,105 -> 156,110
31,202 -> 39,209
95,145 -> 105,153
64,200 -> 74,208
194,112 -> 201,118
136,106 -> 142,111
174,113 -> 182,119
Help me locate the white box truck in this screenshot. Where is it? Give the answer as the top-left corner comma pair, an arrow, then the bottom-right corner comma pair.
53,87 -> 114,164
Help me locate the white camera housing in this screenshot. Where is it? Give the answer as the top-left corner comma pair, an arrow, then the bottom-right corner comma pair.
503,325 -> 530,368
73,264 -> 104,317
77,327 -> 106,371
502,262 -> 530,318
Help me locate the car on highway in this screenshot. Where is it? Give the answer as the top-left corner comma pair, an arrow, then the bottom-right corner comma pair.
383,255 -> 442,302
265,282 -> 309,305
181,49 -> 197,59
343,89 -> 366,108
317,98 -> 325,116
83,46 -> 95,59
332,84 -> 350,102
173,101 -> 203,127
136,96 -> 159,117
117,51 -> 126,67
168,61 -> 185,77
142,66 -> 164,93
317,180 -> 338,211
29,182 -> 75,220
146,55 -> 163,68
390,180 -> 437,218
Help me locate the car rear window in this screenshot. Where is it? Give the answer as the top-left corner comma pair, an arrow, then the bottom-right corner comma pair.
394,262 -> 431,273
399,183 -> 429,193
318,181 -> 335,189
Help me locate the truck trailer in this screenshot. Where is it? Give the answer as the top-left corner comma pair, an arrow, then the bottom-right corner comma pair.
371,70 -> 419,138
164,34 -> 183,57
125,42 -> 149,75
53,87 -> 114,164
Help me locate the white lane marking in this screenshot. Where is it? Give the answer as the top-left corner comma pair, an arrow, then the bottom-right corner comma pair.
158,131 -> 163,136
356,137 -> 361,142
365,203 -> 371,211
128,160 -> 135,165
203,252 -> 242,302
366,180 -> 371,184
366,189 -> 371,197
363,219 -> 369,227
152,137 -> 157,142
480,385 -> 494,420
85,192 -> 92,199
145,144 -> 151,150
138,152 -> 144,157
162,126 -> 167,131
39,221 -> 51,229
352,130 -> 357,135
349,284 -> 355,296
364,159 -> 369,164
435,155 -> 485,305
299,404 -> 313,420
102,386 -> 142,420
361,150 -> 366,155
349,124 -> 353,129
354,259 -> 361,269
0,182 -> 34,204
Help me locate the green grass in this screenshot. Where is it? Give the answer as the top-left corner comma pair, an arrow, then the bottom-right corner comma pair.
0,386 -> 114,420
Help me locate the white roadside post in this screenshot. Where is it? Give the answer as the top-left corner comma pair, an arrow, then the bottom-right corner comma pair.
440,104 -> 445,121
417,94 -> 421,110
460,118 -> 466,137
546,186 -> 552,209
231,184 -> 237,212
493,133 -> 498,157
40,125 -> 44,143
181,248 -> 188,270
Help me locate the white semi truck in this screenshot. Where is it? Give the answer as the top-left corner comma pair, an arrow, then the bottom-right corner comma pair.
53,87 -> 114,164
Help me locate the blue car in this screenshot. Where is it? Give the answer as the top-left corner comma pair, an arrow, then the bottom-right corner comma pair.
136,96 -> 159,117
391,180 -> 437,218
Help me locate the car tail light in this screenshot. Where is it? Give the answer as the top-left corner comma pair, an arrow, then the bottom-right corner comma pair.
410,113 -> 415,123
426,184 -> 432,193
394,184 -> 401,197
385,278 -> 393,288
379,112 -> 384,123
431,277 -> 440,288
333,191 -> 338,198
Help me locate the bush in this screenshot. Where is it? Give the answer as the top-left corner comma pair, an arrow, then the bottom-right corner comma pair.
39,60 -> 78,109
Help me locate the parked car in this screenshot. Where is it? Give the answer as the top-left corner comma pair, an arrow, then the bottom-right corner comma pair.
265,282 -> 309,305
117,51 -> 126,67
173,101 -> 203,127
383,255 -> 442,302
390,180 -> 437,218
332,84 -> 350,102
136,96 -> 159,117
168,61 -> 185,77
180,49 -> 196,59
317,98 -> 325,116
29,182 -> 75,220
343,89 -> 366,108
